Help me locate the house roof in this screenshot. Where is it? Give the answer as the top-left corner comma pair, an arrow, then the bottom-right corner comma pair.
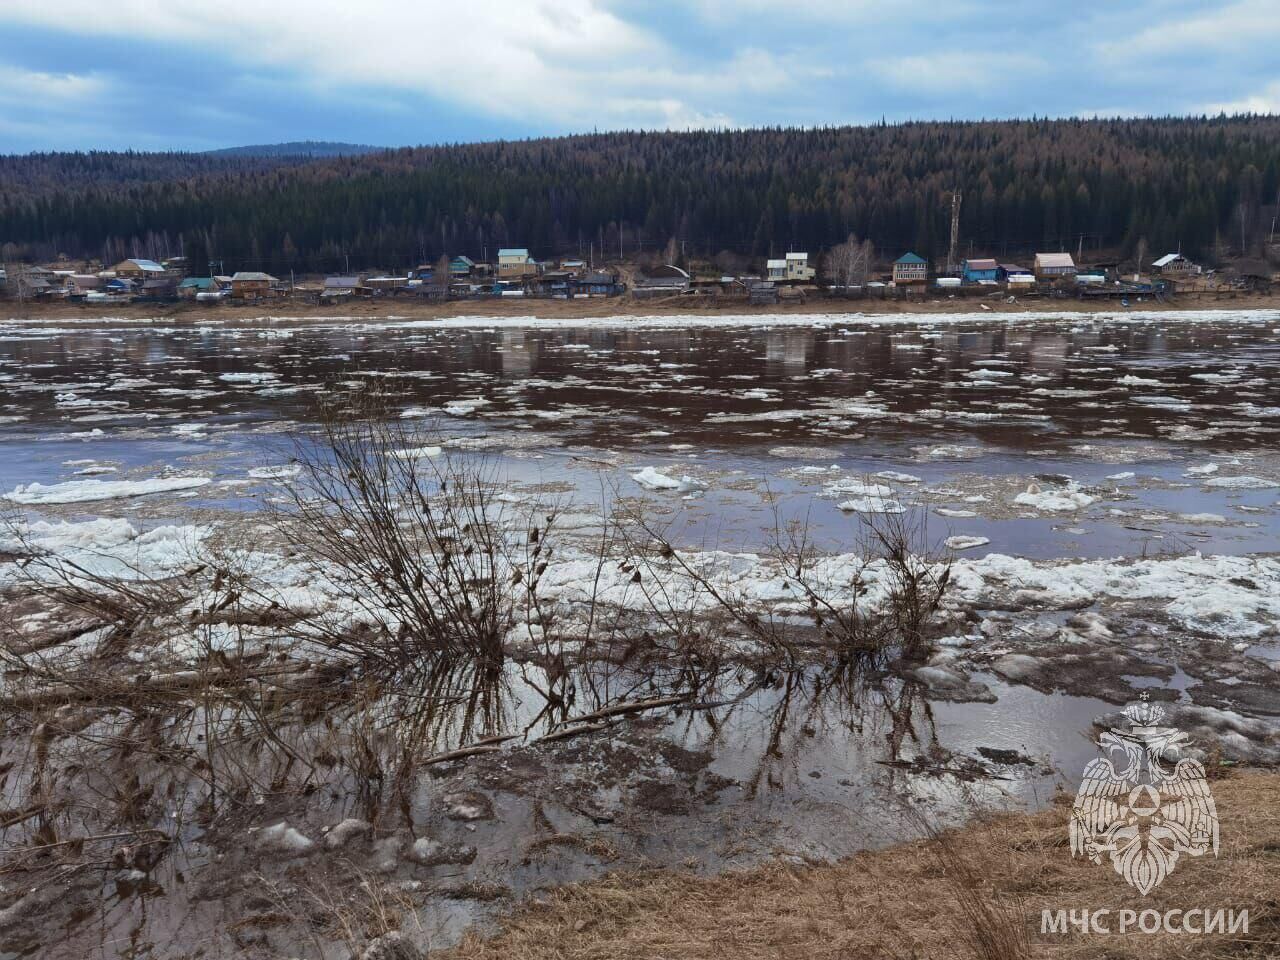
767,259 -> 787,268
324,276 -> 360,288
122,259 -> 165,272
785,251 -> 809,260
1152,253 -> 1185,267
1035,253 -> 1076,268
964,258 -> 998,270
498,248 -> 529,258
895,253 -> 926,265
179,277 -> 218,289
999,263 -> 1031,273
231,271 -> 277,282
451,255 -> 476,266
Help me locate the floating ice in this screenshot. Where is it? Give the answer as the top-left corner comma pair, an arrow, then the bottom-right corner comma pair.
837,497 -> 906,514
248,465 -> 302,480
4,476 -> 213,504
631,466 -> 705,493
945,535 -> 990,551
1205,476 -> 1278,490
1013,482 -> 1095,512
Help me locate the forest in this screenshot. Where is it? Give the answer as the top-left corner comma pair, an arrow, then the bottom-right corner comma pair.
1,116 -> 1278,274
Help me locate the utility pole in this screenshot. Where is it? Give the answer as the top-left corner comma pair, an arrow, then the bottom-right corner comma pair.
947,190 -> 961,273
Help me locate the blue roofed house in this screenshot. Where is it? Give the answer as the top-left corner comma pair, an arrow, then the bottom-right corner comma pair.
892,252 -> 928,286
961,258 -> 998,284
178,277 -> 220,299
449,256 -> 477,277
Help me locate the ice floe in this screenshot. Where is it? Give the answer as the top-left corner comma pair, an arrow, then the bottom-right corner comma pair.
4,476 -> 213,504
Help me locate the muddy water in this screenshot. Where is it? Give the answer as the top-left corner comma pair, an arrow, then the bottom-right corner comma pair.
2,315 -> 1279,560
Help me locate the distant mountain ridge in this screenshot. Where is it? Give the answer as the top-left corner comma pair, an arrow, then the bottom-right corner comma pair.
203,140 -> 384,158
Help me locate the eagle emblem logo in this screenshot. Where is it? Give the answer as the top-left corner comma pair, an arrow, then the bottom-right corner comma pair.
1070,696 -> 1219,895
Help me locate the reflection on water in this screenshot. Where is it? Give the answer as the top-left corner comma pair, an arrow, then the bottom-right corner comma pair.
12,645 -> 1109,959
2,315 -> 1279,562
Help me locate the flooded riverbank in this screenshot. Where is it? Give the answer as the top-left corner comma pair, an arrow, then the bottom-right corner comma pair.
1,311 -> 1278,958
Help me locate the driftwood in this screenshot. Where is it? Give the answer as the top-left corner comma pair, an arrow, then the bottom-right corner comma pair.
537,721 -> 611,744
1,661 -> 317,711
554,694 -> 688,728
422,733 -> 520,766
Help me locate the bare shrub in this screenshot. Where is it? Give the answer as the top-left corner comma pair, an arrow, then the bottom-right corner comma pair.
619,492 -> 953,665
278,396 -> 551,676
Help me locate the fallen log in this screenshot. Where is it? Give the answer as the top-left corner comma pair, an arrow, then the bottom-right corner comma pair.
554,694 -> 688,728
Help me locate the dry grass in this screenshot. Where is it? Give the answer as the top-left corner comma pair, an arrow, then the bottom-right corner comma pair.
440,770 -> 1280,960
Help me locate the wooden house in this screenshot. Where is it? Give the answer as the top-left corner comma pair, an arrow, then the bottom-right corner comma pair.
1034,252 -> 1077,280
1152,253 -> 1197,279
112,258 -> 167,280
632,264 -> 691,298
67,274 -> 104,294
230,271 -> 277,299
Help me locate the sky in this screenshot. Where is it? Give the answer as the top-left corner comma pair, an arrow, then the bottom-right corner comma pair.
1,0 -> 1278,153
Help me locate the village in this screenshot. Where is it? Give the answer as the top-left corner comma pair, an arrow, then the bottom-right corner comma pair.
1,243 -> 1273,310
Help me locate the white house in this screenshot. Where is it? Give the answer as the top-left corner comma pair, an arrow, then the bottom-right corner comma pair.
768,252 -> 816,282
497,248 -> 537,279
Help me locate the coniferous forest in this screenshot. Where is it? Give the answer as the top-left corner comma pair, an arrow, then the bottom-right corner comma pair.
2,116 -> 1278,273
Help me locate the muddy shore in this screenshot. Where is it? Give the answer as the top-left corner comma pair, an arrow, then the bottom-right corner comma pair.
7,288 -> 1280,324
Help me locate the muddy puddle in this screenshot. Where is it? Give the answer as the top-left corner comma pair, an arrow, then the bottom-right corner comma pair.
1,654 -> 1110,959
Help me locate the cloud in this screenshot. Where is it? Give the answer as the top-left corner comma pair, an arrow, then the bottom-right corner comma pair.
0,0 -> 725,130
0,65 -> 107,103
0,0 -> 1276,150
1203,80 -> 1280,115
869,52 -> 1047,96
1099,0 -> 1280,59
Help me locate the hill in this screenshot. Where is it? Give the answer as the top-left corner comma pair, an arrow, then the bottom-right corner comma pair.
204,141 -> 384,158
1,117 -> 1277,273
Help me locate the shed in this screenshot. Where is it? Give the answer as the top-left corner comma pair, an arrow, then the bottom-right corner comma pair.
178,277 -> 219,299
1034,253 -> 1077,279
1152,253 -> 1197,278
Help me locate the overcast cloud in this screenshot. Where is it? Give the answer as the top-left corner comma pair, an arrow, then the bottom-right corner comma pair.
0,0 -> 1276,151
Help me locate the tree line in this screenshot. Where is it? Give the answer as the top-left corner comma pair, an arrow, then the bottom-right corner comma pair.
2,116 -> 1278,273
